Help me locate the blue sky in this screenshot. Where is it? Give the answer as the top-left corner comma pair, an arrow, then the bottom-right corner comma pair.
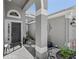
48,0 -> 76,14
27,0 -> 76,14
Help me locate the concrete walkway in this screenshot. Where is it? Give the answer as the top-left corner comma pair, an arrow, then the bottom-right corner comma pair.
4,46 -> 34,59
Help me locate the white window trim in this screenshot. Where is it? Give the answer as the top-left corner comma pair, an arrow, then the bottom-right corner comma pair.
7,10 -> 21,19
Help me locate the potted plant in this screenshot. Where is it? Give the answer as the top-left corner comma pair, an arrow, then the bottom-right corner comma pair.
23,32 -> 29,44
23,32 -> 35,45
56,48 -> 76,59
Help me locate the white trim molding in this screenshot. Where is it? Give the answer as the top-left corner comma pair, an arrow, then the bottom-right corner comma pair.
5,20 -> 23,44
35,9 -> 48,16
48,10 -> 72,19
23,0 -> 33,11
35,45 -> 47,54
41,0 -> 44,9
25,14 -> 35,18
48,8 -> 75,19
26,21 -> 36,24
7,10 -> 21,19
28,21 -> 36,24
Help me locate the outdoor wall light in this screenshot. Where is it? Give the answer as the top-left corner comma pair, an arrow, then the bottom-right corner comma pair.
70,18 -> 76,27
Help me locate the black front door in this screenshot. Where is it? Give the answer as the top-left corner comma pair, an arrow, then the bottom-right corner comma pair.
11,22 -> 21,47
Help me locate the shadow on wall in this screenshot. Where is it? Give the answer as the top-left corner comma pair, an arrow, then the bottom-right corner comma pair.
23,32 -> 35,44
29,32 -> 35,41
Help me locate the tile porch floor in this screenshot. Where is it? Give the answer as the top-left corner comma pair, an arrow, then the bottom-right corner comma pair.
4,45 -> 60,59
4,46 -> 34,59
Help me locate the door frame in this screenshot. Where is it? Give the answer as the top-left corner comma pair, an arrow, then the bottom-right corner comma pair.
5,19 -> 23,45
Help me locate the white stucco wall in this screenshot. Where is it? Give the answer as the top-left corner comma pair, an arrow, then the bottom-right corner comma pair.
25,16 -> 36,39
48,16 -> 66,47
27,8 -> 76,48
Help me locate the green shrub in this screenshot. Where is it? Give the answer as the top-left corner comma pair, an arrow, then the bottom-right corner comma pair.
60,48 -> 75,59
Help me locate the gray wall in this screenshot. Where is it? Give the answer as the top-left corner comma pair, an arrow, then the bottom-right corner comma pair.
69,18 -> 76,41
68,17 -> 76,50
4,0 -> 27,44
4,0 -> 26,20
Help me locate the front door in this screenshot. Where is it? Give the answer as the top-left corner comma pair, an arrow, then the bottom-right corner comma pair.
11,22 -> 21,47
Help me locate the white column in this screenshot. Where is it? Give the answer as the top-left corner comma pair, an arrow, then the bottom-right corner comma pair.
34,0 -> 48,59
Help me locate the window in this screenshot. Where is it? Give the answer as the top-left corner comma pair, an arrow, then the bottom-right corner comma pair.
10,12 -> 19,16
7,10 -> 21,19
8,23 -> 10,40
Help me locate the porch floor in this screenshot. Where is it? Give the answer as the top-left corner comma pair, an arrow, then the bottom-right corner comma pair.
4,46 -> 34,59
